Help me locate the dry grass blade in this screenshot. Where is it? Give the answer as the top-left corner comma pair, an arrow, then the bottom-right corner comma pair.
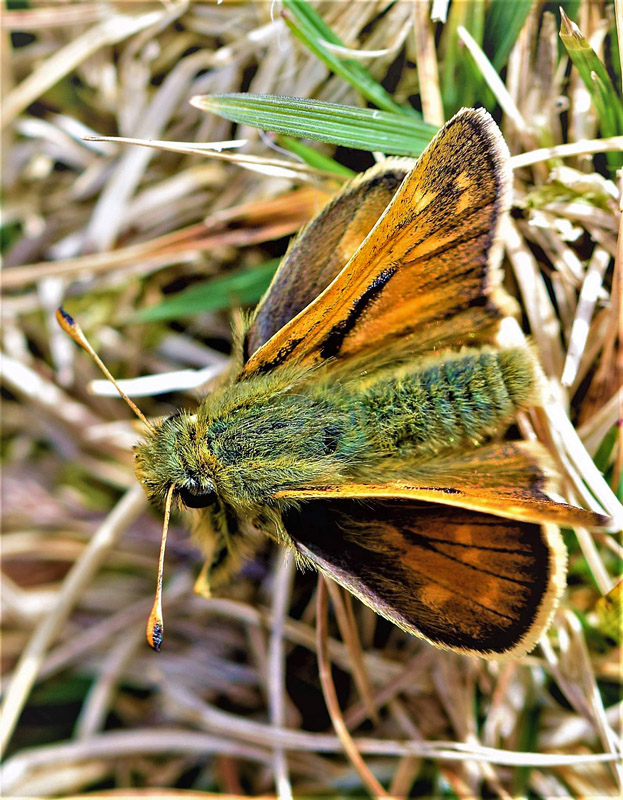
1,8 -> 169,127
84,131 -> 342,180
561,246 -> 611,387
457,24 -> 528,138
0,486 -> 146,755
74,625 -> 145,741
510,135 -> 623,168
267,552 -> 295,800
0,189 -> 326,290
316,576 -> 390,798
503,218 -> 565,377
543,403 -> 622,526
325,580 -> 379,726
412,1 -> 444,126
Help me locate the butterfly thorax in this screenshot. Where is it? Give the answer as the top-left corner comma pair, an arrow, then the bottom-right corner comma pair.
133,379 -> 366,514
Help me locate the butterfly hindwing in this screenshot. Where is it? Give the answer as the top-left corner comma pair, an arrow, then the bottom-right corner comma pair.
283,498 -> 566,658
243,107 -> 514,378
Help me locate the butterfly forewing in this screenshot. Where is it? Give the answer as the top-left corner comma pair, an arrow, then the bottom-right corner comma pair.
245,160 -> 411,356
242,107 -> 514,378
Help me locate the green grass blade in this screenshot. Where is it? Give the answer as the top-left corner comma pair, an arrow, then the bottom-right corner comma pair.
277,135 -> 355,176
282,0 -> 416,116
484,0 -> 533,70
134,260 -> 280,323
608,14 -> 621,94
193,94 -> 437,156
560,8 -> 623,170
441,0 -> 488,114
440,0 -> 467,114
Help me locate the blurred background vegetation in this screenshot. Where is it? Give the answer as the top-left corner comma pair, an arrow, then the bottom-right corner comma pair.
1,1 -> 621,798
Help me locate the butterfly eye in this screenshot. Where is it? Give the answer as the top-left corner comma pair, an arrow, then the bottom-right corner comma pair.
179,485 -> 217,509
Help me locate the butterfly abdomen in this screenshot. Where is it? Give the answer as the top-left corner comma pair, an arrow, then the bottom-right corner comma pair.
361,347 -> 540,456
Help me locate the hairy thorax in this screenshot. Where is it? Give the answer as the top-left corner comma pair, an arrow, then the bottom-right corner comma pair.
133,380 -> 364,513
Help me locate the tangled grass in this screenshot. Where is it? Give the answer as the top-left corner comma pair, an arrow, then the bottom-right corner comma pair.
1,2 -> 621,798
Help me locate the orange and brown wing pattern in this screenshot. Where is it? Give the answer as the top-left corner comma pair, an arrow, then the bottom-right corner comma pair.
275,441 -> 610,529
244,160 -> 411,357
243,108 -> 514,378
283,499 -> 565,657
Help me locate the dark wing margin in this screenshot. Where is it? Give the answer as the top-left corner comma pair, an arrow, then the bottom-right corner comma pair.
243,159 -> 412,359
283,499 -> 566,658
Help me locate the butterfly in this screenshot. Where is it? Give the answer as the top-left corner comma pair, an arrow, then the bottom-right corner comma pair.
58,107 -> 608,659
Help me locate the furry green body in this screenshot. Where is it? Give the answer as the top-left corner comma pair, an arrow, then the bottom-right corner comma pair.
135,346 -> 539,582
360,348 -> 537,457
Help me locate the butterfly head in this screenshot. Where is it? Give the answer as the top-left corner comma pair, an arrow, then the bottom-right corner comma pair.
134,412 -> 219,512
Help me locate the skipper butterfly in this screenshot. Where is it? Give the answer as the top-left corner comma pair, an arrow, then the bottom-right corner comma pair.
58,108 -> 608,658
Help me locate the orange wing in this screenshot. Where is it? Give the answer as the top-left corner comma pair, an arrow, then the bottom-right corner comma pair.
274,442 -> 610,529
243,107 -> 515,378
283,498 -> 565,658
244,160 -> 411,357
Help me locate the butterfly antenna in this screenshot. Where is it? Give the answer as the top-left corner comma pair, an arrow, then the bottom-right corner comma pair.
146,483 -> 175,651
56,307 -> 155,434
